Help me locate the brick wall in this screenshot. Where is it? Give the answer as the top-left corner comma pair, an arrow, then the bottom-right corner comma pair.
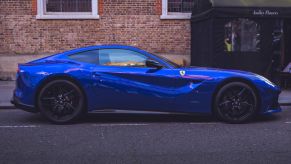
0,0 -> 191,57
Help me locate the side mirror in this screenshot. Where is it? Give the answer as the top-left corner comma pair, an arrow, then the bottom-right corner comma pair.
145,60 -> 163,69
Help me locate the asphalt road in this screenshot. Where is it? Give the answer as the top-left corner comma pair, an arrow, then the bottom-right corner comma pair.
0,107 -> 291,164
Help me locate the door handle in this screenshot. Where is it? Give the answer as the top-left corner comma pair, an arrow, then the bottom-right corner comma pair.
92,72 -> 101,78
92,72 -> 104,83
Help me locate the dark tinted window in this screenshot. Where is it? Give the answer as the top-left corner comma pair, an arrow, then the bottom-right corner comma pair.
68,50 -> 99,64
168,0 -> 195,13
46,0 -> 91,12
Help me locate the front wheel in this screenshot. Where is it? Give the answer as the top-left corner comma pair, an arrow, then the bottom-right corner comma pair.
214,82 -> 258,123
37,79 -> 85,124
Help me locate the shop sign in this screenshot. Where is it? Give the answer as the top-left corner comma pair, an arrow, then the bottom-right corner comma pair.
253,9 -> 279,16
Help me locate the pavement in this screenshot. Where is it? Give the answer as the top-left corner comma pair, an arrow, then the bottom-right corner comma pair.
0,81 -> 14,108
280,89 -> 291,105
1,81 -> 290,108
0,107 -> 290,164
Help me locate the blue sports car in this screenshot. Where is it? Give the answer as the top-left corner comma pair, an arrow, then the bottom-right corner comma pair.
11,45 -> 281,124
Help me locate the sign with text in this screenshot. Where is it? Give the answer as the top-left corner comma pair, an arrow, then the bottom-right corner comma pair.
253,9 -> 279,16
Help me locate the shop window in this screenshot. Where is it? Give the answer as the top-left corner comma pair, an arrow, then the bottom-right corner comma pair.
36,0 -> 99,19
224,19 -> 261,52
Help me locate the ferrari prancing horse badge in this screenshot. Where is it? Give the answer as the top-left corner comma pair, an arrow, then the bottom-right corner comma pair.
180,70 -> 186,76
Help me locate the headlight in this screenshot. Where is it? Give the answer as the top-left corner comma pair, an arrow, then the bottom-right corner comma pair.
256,75 -> 276,87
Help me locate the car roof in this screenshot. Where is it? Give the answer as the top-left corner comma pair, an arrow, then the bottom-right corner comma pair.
29,45 -> 149,63
37,44 -> 175,69
62,44 -> 147,56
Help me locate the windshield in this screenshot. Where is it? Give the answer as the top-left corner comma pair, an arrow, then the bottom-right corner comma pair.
150,53 -> 182,68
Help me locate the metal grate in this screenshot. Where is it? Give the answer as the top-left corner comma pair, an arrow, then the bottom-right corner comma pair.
46,0 -> 92,12
168,0 -> 195,13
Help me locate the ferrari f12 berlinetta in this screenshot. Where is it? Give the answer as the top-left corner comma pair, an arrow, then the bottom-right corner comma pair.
11,45 -> 281,124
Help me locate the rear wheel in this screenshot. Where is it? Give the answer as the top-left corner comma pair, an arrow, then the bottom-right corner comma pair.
37,79 -> 85,124
214,82 -> 258,123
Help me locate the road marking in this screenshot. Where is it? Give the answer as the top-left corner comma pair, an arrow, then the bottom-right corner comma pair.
189,122 -> 219,125
285,122 -> 291,124
92,122 -> 220,127
92,123 -> 149,127
0,125 -> 39,128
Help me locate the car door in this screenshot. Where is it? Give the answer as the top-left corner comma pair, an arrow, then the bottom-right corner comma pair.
92,48 -> 183,112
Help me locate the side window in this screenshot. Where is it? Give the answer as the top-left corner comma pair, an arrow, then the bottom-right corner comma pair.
68,50 -> 99,64
99,49 -> 149,67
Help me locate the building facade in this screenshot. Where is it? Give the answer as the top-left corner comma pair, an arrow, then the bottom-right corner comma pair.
0,0 -> 193,66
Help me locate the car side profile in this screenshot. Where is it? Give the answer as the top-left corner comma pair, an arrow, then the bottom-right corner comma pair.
11,45 -> 281,124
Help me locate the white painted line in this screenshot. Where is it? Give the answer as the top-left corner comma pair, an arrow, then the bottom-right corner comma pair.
92,123 -> 149,127
0,125 -> 39,128
93,122 -> 220,127
189,122 -> 219,125
285,122 -> 291,124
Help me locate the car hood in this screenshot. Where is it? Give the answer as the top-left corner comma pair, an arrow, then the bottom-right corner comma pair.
184,66 -> 280,92
182,66 -> 260,80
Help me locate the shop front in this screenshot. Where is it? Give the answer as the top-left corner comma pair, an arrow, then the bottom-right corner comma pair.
191,0 -> 291,83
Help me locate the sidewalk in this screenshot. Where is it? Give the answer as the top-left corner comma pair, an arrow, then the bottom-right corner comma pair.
0,81 -> 290,109
0,81 -> 14,108
280,89 -> 291,106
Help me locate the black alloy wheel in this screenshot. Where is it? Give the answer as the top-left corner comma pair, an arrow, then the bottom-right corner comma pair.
37,80 -> 85,124
214,82 -> 258,123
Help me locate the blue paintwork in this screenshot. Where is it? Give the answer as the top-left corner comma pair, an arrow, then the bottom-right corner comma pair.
13,45 -> 281,115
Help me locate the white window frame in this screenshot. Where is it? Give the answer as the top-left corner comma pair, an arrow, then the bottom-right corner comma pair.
36,0 -> 99,19
160,0 -> 192,19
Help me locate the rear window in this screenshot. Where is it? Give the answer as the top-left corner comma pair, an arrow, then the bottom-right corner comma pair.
68,50 -> 99,64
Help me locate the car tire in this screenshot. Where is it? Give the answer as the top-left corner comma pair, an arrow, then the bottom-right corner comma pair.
214,82 -> 258,123
37,79 -> 85,124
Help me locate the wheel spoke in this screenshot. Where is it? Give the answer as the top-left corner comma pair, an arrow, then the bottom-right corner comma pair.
41,97 -> 56,100
226,90 -> 236,100
65,103 -> 77,111
240,101 -> 254,110
64,90 -> 75,97
51,105 -> 59,114
58,86 -> 65,95
237,88 -> 246,97
219,100 -> 232,107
